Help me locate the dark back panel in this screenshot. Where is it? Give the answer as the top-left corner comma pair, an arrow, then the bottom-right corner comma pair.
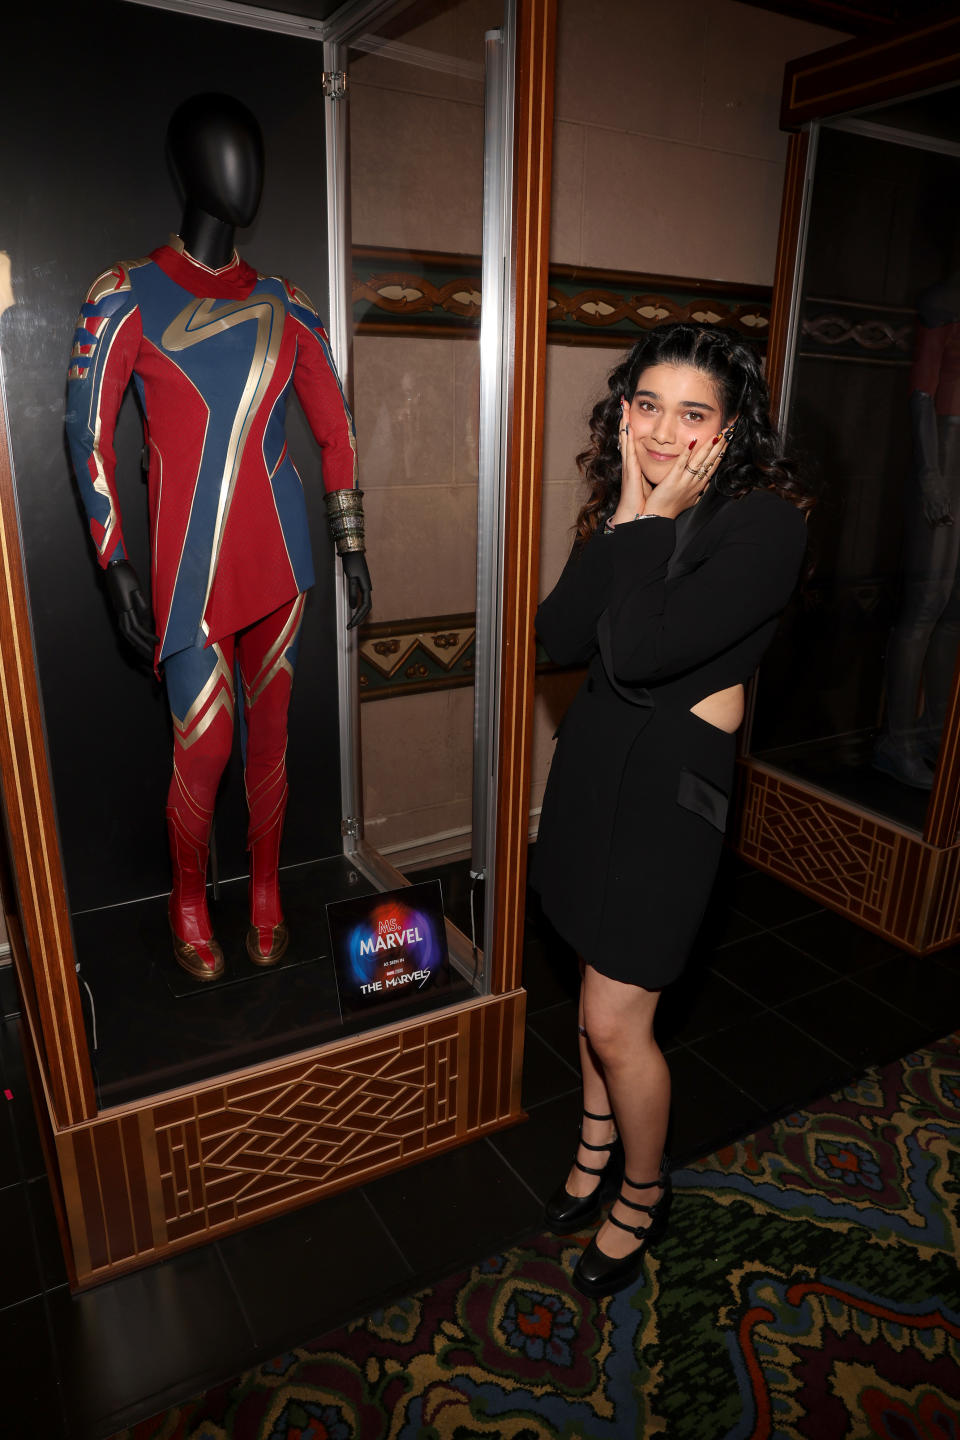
0,0 -> 342,912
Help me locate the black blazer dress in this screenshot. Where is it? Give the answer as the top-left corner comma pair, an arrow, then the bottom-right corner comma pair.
531,483 -> 807,988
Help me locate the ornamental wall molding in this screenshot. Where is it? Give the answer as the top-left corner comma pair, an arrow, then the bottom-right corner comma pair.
358,611 -> 573,701
353,246 -> 772,347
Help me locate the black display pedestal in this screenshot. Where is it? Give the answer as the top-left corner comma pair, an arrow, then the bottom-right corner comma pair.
74,857 -> 471,1108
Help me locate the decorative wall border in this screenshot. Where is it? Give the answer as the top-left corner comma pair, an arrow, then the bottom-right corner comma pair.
353,246 -> 772,349
358,613 -> 578,701
359,613 -> 476,701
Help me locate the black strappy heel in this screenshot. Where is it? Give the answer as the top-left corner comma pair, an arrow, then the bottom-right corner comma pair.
544,1109 -> 622,1235
571,1159 -> 672,1298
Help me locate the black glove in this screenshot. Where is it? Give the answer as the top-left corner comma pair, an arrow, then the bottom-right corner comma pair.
341,551 -> 372,630
104,559 -> 159,663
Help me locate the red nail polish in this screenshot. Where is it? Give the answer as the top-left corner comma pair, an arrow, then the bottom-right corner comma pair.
711,433 -> 721,444
688,440 -> 697,450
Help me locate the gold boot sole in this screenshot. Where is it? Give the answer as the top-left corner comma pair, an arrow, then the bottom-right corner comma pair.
171,927 -> 226,982
246,922 -> 289,966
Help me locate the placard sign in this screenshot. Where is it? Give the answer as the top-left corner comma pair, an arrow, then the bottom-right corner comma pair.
326,879 -> 451,1017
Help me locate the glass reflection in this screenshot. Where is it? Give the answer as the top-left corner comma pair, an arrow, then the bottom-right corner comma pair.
349,0 -> 501,956
750,104 -> 960,834
874,264 -> 960,791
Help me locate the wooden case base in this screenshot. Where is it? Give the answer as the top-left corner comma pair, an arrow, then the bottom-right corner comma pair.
737,759 -> 960,954
26,990 -> 525,1290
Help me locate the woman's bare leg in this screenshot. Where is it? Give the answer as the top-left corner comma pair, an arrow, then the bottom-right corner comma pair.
565,960 -> 617,1198
581,964 -> 670,1259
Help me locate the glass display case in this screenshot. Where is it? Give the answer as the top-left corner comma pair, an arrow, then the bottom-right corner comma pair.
0,0 -> 556,1286
737,15 -> 960,953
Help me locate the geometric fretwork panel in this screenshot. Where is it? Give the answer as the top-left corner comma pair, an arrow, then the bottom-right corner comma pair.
154,1018 -> 460,1243
737,763 -> 960,956
740,770 -> 898,925
58,994 -> 524,1287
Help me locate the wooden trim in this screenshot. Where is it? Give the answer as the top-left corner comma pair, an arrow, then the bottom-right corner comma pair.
0,385 -> 96,1125
548,261 -> 769,298
356,320 -> 479,340
924,641 -> 960,847
360,610 -> 474,640
766,130 -> 810,418
352,244 -> 473,268
490,0 -> 557,997
781,16 -> 960,130
545,331 -> 730,351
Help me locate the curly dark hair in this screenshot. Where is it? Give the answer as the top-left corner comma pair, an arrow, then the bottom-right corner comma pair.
575,322 -> 813,543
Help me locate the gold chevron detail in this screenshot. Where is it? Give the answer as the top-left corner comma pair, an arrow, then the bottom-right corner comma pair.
172,645 -> 235,750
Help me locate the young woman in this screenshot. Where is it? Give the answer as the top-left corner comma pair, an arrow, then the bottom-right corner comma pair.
531,322 -> 811,1299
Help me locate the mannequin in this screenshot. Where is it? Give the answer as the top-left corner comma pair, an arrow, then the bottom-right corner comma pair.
874,271 -> 960,789
65,94 -> 372,980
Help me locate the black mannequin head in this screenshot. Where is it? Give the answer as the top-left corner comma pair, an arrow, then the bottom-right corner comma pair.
167,93 -> 264,267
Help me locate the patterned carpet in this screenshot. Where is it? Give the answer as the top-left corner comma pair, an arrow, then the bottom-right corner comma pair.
114,1032 -> 960,1440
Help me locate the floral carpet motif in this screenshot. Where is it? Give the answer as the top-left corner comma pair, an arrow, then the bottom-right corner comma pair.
114,1033 -> 960,1440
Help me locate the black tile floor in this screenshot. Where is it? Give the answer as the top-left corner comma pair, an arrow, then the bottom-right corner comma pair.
3,853 -> 960,1439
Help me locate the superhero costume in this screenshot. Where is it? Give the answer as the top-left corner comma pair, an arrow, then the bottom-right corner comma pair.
912,314 -> 960,416
65,237 -> 358,976
874,292 -> 960,790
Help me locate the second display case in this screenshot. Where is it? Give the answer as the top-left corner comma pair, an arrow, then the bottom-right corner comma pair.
736,15 -> 960,953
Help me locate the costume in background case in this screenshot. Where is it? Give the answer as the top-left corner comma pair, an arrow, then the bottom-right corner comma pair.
875,278 -> 960,789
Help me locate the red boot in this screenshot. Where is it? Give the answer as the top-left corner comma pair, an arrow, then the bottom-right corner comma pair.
246,792 -> 288,965
167,809 -> 224,981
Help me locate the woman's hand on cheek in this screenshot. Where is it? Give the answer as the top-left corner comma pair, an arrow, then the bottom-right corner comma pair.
645,431 -> 727,519
613,398 -> 651,524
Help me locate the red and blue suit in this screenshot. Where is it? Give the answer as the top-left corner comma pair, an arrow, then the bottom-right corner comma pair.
65,237 -> 357,973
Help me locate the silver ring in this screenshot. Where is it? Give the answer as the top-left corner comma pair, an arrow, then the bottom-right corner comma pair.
684,464 -> 700,474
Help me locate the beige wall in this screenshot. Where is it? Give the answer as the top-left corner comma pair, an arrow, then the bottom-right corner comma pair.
551,0 -> 836,281
352,333 -> 480,863
349,0 -> 495,254
353,336 -> 481,618
350,0 -> 840,863
349,5 -> 494,865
